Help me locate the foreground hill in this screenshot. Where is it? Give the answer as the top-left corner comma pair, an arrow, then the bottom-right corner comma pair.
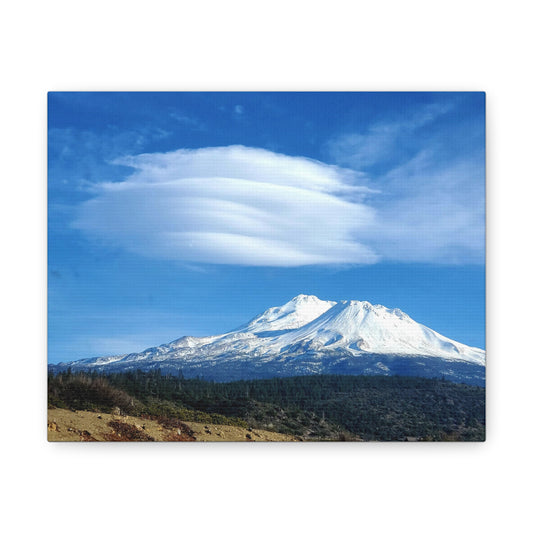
47,408 -> 297,442
50,295 -> 486,385
48,371 -> 485,441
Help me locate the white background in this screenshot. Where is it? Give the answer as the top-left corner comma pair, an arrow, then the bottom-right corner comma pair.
1,1 -> 531,531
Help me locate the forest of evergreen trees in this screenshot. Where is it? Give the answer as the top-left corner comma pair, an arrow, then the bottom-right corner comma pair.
48,370 -> 486,441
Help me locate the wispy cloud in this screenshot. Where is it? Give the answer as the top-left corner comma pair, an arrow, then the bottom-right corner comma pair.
73,146 -> 379,267
72,100 -> 484,268
169,110 -> 205,130
325,102 -> 484,264
368,151 -> 485,263
48,126 -> 171,188
326,103 -> 454,169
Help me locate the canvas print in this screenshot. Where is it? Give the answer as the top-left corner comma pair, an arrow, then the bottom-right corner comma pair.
48,92 -> 485,442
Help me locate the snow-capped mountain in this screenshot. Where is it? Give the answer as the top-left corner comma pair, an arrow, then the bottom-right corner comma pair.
235,294 -> 337,333
271,299 -> 484,363
50,295 -> 486,384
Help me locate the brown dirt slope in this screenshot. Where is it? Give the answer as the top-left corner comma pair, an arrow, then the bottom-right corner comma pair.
48,408 -> 298,442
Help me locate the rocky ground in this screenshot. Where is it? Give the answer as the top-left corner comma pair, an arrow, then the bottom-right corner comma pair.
47,408 -> 298,442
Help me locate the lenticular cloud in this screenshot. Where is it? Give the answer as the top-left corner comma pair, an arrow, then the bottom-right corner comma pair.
74,145 -> 379,266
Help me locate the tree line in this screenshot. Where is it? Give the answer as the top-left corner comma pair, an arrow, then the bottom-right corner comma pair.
48,369 -> 485,441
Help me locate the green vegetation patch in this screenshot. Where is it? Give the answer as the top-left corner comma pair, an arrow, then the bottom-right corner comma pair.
48,370 -> 485,441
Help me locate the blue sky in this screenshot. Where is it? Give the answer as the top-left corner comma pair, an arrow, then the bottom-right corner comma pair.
48,92 -> 485,363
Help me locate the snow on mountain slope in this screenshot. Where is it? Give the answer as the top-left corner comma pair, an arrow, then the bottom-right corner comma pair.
234,294 -> 337,333
272,300 -> 485,364
51,295 -> 485,381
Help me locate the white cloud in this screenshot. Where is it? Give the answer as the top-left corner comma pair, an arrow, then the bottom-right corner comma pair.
169,110 -> 205,130
326,103 -> 454,169
368,151 -> 485,263
324,102 -> 485,265
73,137 -> 484,267
73,145 -> 379,266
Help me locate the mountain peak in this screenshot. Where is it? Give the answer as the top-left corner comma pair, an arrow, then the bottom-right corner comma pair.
343,299 -> 372,308
235,294 -> 336,333
336,300 -> 410,318
52,293 -> 485,384
275,298 -> 483,364
291,294 -> 320,302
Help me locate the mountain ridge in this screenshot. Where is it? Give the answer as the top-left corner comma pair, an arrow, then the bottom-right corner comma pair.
50,295 -> 485,384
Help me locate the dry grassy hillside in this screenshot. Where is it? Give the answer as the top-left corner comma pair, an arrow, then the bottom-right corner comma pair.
47,408 -> 298,442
